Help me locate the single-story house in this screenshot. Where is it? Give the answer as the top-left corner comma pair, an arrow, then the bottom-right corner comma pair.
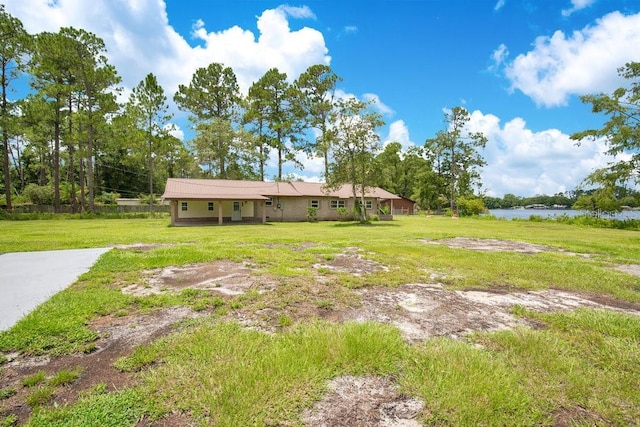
380,195 -> 417,215
162,178 -> 401,226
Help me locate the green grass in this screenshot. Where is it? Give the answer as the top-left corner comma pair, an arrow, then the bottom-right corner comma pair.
140,320 -> 406,426
21,371 -> 46,388
25,387 -> 147,427
48,368 -> 82,387
1,216 -> 639,425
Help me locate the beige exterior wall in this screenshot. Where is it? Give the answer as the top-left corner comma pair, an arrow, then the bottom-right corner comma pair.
177,200 -> 216,219
168,196 -> 380,225
174,200 -> 258,222
264,196 -> 379,221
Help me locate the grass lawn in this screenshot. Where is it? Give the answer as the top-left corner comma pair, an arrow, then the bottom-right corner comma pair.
1,215 -> 639,426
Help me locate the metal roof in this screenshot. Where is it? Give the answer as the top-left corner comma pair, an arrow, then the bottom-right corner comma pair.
162,179 -> 401,200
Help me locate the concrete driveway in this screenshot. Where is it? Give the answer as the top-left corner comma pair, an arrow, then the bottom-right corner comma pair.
0,247 -> 111,331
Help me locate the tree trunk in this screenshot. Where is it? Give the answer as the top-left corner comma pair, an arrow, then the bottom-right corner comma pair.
1,63 -> 12,211
68,95 -> 77,213
148,137 -> 153,213
87,121 -> 95,213
53,98 -> 61,213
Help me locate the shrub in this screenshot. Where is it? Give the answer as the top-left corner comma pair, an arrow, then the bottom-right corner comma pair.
306,207 -> 318,222
22,184 -> 54,205
336,207 -> 353,221
456,196 -> 488,217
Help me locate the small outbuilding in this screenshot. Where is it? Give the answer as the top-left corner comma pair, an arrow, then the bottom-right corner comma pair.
380,195 -> 417,215
161,178 -> 401,226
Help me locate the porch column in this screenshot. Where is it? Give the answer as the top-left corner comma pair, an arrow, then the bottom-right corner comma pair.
218,200 -> 223,225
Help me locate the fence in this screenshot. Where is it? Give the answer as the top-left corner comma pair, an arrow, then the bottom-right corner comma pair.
6,204 -> 170,214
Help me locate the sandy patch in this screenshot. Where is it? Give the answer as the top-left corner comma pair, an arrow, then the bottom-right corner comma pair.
420,237 -> 585,256
314,247 -> 389,276
304,376 -> 424,427
122,260 -> 278,297
615,264 -> 640,277
342,283 -> 640,341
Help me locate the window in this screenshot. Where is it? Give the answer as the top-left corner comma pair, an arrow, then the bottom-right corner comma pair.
330,200 -> 345,209
357,200 -> 373,210
265,198 -> 273,206
208,202 -> 214,211
310,199 -> 319,208
181,202 -> 188,211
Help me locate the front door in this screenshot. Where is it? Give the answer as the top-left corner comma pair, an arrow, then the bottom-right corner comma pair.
232,201 -> 242,221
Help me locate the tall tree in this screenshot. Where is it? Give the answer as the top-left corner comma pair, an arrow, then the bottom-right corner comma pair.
174,63 -> 248,178
425,106 -> 487,216
294,64 -> 341,178
326,97 -> 384,221
30,30 -> 80,212
0,6 -> 30,211
127,73 -> 173,211
246,68 -> 302,180
571,62 -> 640,187
61,27 -> 120,213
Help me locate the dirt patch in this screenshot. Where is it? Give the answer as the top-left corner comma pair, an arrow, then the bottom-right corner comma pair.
421,237 -> 579,255
0,307 -> 200,425
615,264 -> 640,277
340,283 -> 640,341
123,260 -> 278,297
115,243 -> 175,251
553,405 -> 606,426
314,247 -> 389,276
304,375 -> 423,427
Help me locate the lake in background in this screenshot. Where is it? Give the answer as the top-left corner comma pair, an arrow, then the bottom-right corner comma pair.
488,209 -> 640,221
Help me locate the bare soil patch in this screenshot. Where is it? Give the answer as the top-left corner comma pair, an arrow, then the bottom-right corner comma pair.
1,307 -> 200,425
304,375 -> 424,427
123,260 -> 278,297
615,264 -> 640,278
421,237 -> 582,255
114,243 -> 175,252
313,247 -> 389,276
340,283 -> 640,341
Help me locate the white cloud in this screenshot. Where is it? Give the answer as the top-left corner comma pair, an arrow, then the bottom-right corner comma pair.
362,93 -> 395,116
466,110 -> 616,196
489,43 -> 509,72
3,0 -> 330,97
562,0 -> 597,17
494,0 -> 506,11
384,120 -> 415,150
504,11 -> 640,107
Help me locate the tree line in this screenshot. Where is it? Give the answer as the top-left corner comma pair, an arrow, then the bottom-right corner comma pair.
0,6 -> 489,217
1,6 -> 637,216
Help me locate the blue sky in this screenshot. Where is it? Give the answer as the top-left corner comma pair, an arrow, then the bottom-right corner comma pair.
4,0 -> 640,197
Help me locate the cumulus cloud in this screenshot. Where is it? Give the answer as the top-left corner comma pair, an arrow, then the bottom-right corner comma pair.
466,110 -> 615,196
384,120 -> 415,150
362,93 -> 395,116
562,0 -> 597,17
3,0 -> 330,97
504,11 -> 640,107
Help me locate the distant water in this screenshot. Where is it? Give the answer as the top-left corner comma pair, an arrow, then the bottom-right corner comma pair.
488,209 -> 640,221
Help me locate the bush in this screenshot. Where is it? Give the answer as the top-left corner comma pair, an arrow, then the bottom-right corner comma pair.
306,207 -> 318,222
22,184 -> 54,205
336,207 -> 353,221
456,196 -> 488,217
